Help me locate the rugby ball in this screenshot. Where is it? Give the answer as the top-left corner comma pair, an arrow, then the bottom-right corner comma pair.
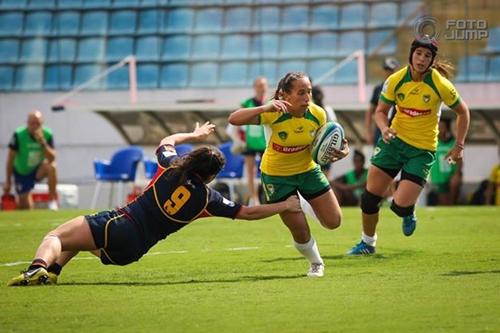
310,122 -> 345,166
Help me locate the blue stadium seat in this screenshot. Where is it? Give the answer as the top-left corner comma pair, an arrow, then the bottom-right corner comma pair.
54,11 -> 80,36
215,142 -> 244,201
83,0 -> 111,8
191,35 -> 220,59
20,39 -> 47,63
219,62 -> 247,87
308,59 -> 336,85
190,62 -> 218,87
338,31 -> 365,57
367,30 -> 397,55
44,65 -> 72,91
488,56 -> 500,82
58,0 -> 82,9
74,64 -> 103,89
165,8 -> 194,32
106,66 -> 129,89
0,12 -> 23,36
334,60 -> 358,84
369,2 -> 397,27
248,61 -> 277,85
106,37 -> 133,62
24,11 -> 52,36
279,60 -> 307,78
485,27 -> 500,53
136,36 -> 160,61
280,33 -> 308,57
141,0 -> 159,4
282,6 -> 308,30
0,39 -> 19,63
339,3 -> 367,29
160,63 -> 188,88
311,5 -> 338,29
466,55 -> 487,82
194,8 -> 223,32
138,64 -> 159,89
28,0 -> 55,9
0,66 -> 14,90
81,11 -> 108,35
399,1 -> 422,25
48,39 -> 77,62
77,38 -> 105,62
310,32 -> 338,57
221,35 -> 249,59
15,65 -> 43,91
138,9 -> 160,33
109,10 -> 137,34
224,8 -> 252,31
250,34 -> 279,58
0,0 -> 27,8
254,6 -> 279,31
112,0 -> 139,7
162,35 -> 191,60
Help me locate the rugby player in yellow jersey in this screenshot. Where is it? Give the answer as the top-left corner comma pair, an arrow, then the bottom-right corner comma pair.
348,36 -> 471,255
229,72 -> 350,277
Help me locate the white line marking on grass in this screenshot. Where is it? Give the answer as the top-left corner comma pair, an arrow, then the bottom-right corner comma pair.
226,247 -> 260,251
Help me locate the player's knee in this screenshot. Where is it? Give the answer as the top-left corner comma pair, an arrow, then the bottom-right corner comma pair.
390,200 -> 415,217
321,212 -> 342,230
361,190 -> 383,214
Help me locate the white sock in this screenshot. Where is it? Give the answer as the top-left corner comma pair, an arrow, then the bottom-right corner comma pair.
294,237 -> 324,265
362,232 -> 377,247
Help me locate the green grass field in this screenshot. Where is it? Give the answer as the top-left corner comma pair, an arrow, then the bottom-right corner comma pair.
1,207 -> 499,333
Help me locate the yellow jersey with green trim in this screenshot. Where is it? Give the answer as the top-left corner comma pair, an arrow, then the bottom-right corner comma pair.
258,103 -> 326,176
380,66 -> 461,151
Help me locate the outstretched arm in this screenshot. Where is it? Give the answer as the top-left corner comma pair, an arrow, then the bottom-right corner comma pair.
235,195 -> 301,220
159,122 -> 215,147
228,100 -> 291,125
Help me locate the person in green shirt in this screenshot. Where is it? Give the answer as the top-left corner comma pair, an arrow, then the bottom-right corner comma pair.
428,118 -> 463,205
331,149 -> 368,206
3,110 -> 58,210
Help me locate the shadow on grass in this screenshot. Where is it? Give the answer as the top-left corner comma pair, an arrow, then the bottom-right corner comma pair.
441,270 -> 500,276
262,250 -> 418,263
58,273 -> 304,286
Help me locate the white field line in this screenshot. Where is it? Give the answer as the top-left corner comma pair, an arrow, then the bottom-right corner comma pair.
1,246 -> 265,267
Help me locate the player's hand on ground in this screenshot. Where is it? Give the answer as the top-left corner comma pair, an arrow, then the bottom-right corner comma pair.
329,139 -> 350,162
193,121 -> 216,140
267,100 -> 291,113
382,127 -> 397,143
285,195 -> 301,213
445,143 -> 464,165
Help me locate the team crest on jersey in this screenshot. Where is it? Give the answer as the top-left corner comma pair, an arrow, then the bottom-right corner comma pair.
397,93 -> 405,101
309,129 -> 316,137
278,131 -> 288,141
423,94 -> 431,103
294,126 -> 304,134
266,184 -> 275,196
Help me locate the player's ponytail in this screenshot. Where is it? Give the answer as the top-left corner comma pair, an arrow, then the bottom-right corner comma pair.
432,57 -> 455,80
169,146 -> 225,185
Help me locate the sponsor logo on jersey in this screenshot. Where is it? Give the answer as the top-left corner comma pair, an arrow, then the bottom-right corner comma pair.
272,143 -> 308,153
278,131 -> 288,141
222,197 -> 235,207
373,147 -> 381,156
423,94 -> 431,103
399,107 -> 431,117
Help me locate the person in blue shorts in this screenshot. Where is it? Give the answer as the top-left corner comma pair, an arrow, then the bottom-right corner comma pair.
7,122 -> 301,286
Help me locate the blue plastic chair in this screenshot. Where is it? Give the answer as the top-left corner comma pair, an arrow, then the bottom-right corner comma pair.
91,146 -> 143,209
214,142 -> 244,201
143,144 -> 193,179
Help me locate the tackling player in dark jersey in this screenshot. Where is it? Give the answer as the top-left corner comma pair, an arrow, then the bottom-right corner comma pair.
8,122 -> 301,286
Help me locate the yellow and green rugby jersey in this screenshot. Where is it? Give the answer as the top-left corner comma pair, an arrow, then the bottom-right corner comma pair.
258,103 -> 327,176
380,66 -> 461,151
